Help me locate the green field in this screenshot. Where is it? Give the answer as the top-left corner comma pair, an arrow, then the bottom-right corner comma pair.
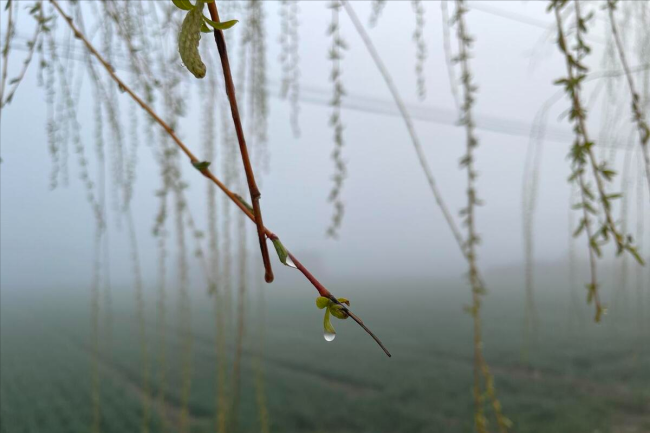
2,270 -> 649,433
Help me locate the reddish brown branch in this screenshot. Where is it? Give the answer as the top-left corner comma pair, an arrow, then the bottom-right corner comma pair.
207,1 -> 274,284
49,0 -> 390,357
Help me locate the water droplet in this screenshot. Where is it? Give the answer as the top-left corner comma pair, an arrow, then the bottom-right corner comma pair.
324,331 -> 336,342
285,256 -> 297,269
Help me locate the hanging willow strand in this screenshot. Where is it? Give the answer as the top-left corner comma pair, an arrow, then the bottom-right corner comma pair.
453,2 -> 510,432
550,0 -> 645,322
368,0 -> 386,28
411,0 -> 426,100
279,0 -> 301,137
606,0 -> 650,198
48,0 -> 390,358
326,0 -> 347,239
0,0 -> 15,122
1,2 -> 46,110
520,101 -> 551,363
441,0 -> 461,112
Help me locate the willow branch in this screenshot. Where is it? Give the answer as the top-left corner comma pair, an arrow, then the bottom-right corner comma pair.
343,1 -> 478,282
0,0 -> 14,122
207,1 -> 274,284
49,0 -> 390,357
1,8 -> 42,108
606,0 -> 650,197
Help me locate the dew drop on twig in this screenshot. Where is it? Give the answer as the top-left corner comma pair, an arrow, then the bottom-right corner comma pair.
285,256 -> 297,269
324,331 -> 336,342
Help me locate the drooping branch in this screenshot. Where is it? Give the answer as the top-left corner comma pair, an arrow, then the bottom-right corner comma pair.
326,0 -> 348,239
49,0 -> 390,358
1,2 -> 46,109
0,0 -> 14,121
411,0 -> 426,100
453,1 -> 510,432
550,0 -> 645,322
606,0 -> 650,198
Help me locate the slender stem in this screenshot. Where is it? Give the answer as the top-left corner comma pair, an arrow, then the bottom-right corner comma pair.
455,2 -> 509,432
0,0 -> 14,123
552,0 -> 623,321
207,1 -> 274,284
49,0 -> 390,357
606,0 -> 650,198
1,11 -> 41,109
342,1 -> 466,259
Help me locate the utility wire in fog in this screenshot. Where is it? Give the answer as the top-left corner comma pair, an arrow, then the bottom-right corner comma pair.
467,2 -> 606,45
6,36 -> 646,151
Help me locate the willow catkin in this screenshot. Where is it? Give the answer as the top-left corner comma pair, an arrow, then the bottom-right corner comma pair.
368,0 -> 386,27
326,0 -> 347,238
280,0 -> 301,137
44,32 -> 59,190
411,0 -> 426,100
453,2 -> 510,432
247,0 -> 270,172
179,4 -> 206,79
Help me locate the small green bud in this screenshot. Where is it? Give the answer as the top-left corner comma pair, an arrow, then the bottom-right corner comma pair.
272,238 -> 289,265
192,160 -> 211,171
316,297 -> 330,310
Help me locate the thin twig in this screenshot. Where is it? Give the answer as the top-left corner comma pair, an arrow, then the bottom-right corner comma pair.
454,1 -> 510,431
49,0 -> 390,357
551,0 -> 644,321
606,0 -> 650,197
0,0 -> 15,123
342,1 -> 466,258
207,1 -> 274,284
1,8 -> 42,108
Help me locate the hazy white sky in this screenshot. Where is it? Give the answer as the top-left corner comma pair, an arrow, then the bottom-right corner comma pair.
1,1 -> 648,298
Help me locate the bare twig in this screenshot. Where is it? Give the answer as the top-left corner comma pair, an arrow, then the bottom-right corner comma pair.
207,1 -> 274,284
342,1 -> 466,259
49,0 -> 390,357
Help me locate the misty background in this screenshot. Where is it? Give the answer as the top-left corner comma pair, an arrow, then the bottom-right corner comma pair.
1,2 -> 650,432
3,1 -> 648,300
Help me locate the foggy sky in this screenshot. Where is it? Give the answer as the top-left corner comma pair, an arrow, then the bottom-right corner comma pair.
1,1 -> 649,300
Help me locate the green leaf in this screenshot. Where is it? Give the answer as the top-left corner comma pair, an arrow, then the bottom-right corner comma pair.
330,304 -> 348,320
272,238 -> 289,265
626,246 -> 645,265
323,309 -> 336,336
202,16 -> 238,30
316,297 -> 330,310
172,0 -> 194,11
573,219 -> 587,237
586,283 -> 595,304
200,22 -> 212,33
234,194 -> 255,215
192,160 -> 211,171
337,297 -> 350,306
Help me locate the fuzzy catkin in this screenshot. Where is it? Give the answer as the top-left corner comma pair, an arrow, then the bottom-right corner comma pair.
179,5 -> 206,79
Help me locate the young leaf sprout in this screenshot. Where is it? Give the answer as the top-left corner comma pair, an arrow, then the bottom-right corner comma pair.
316,296 -> 351,342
